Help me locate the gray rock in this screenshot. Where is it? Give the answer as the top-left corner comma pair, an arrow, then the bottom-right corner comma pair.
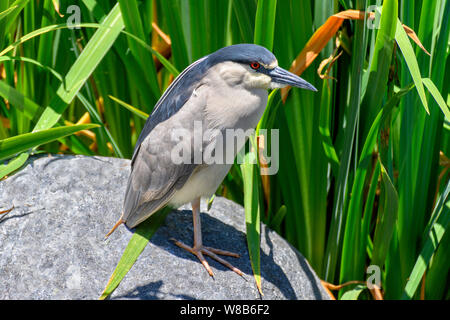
0,155 -> 329,300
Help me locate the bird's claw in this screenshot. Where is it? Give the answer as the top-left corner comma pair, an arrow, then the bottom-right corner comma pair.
170,238 -> 244,278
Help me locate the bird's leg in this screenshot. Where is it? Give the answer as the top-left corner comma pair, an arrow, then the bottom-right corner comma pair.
171,197 -> 244,278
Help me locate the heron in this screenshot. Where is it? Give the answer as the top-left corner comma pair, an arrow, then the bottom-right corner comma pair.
106,43 -> 317,277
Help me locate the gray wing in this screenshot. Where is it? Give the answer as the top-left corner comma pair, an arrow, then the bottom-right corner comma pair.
122,134 -> 197,228
123,63 -> 209,228
131,56 -> 209,163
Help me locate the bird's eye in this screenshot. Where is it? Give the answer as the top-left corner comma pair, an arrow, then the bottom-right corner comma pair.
250,62 -> 260,70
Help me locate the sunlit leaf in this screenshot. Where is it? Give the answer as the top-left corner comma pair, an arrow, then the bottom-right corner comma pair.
108,95 -> 149,120
0,124 -> 99,161
395,18 -> 429,114
100,207 -> 171,300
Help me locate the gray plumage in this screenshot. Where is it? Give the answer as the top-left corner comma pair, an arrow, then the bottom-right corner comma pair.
122,44 -> 316,229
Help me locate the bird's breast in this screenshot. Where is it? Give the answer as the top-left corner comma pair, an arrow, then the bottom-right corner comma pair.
204,86 -> 268,132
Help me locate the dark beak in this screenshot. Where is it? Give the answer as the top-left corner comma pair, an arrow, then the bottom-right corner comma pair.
269,66 -> 317,91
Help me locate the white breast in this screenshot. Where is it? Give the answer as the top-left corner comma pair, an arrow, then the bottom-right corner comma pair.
204,62 -> 269,131
169,163 -> 232,207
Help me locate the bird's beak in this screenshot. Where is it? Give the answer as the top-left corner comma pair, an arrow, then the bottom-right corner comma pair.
268,66 -> 317,91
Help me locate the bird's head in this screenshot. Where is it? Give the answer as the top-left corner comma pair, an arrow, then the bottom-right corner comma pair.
207,44 -> 317,91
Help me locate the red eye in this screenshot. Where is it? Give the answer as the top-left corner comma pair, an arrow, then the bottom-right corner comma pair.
250,62 -> 260,70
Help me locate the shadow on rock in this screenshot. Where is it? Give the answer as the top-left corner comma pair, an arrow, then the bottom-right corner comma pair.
134,209 -> 300,299
113,280 -> 195,300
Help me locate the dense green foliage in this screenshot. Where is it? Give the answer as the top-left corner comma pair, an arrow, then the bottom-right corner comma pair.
0,0 -> 448,299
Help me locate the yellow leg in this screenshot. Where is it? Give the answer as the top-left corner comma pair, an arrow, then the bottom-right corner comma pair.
171,197 -> 244,278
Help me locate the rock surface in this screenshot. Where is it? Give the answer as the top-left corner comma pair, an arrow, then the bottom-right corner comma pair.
0,155 -> 329,300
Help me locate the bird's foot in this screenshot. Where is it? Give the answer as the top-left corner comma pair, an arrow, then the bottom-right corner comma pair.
170,238 -> 244,278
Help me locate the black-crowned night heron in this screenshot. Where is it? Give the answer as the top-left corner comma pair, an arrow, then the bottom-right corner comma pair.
107,44 -> 316,277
